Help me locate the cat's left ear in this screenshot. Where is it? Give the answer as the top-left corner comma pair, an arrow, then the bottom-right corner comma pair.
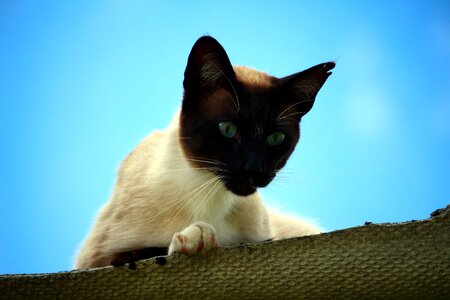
183,36 -> 237,93
279,62 -> 335,118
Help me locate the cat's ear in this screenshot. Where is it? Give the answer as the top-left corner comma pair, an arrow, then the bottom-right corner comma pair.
183,36 -> 237,93
279,62 -> 335,118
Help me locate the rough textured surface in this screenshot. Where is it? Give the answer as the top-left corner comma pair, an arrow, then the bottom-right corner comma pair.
1,206 -> 449,299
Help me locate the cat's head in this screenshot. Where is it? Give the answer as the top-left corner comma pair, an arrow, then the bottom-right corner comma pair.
179,36 -> 334,196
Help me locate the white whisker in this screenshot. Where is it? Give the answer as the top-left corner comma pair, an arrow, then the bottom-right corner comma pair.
220,70 -> 240,112
151,173 -> 214,220
187,157 -> 226,166
169,177 -> 218,222
162,167 -> 213,173
191,179 -> 223,219
277,111 -> 306,122
276,98 -> 313,121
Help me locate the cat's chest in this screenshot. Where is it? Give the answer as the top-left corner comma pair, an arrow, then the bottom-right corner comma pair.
177,187 -> 241,245
192,203 -> 237,241
156,166 -> 262,245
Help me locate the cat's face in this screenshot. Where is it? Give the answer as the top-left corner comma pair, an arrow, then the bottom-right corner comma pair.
180,36 -> 334,196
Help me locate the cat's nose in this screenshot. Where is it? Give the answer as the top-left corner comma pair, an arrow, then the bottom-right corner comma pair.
242,154 -> 264,177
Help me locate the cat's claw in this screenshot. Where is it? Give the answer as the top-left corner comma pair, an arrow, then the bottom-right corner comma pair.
168,222 -> 219,255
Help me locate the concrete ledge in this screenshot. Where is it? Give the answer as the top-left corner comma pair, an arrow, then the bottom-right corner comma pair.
1,206 -> 449,299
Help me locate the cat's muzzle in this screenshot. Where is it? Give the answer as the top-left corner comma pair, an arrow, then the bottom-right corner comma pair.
223,174 -> 273,196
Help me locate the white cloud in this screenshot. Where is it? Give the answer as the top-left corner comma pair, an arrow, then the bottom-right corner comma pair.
345,87 -> 392,139
342,34 -> 394,140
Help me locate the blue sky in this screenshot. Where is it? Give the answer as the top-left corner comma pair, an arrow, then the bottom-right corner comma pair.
1,1 -> 449,274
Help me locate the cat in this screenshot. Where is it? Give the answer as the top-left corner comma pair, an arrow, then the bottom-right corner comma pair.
74,36 -> 335,269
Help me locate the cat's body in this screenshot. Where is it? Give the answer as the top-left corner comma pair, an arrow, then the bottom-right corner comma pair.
75,37 -> 334,269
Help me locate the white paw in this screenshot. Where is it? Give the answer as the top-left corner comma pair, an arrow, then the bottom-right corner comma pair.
168,222 -> 219,255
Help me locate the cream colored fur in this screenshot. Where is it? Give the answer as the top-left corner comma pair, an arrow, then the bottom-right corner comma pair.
74,86 -> 321,270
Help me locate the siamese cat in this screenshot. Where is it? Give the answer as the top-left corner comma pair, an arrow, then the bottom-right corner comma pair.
74,36 -> 334,269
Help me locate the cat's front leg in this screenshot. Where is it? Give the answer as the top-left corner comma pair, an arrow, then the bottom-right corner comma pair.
168,221 -> 219,255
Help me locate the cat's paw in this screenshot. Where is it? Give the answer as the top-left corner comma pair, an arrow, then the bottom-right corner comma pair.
168,222 -> 219,255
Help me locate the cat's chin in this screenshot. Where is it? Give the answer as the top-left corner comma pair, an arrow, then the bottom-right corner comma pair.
231,189 -> 257,197
222,175 -> 274,196
224,183 -> 257,197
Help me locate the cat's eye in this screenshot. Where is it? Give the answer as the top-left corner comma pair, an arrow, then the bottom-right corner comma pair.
218,121 -> 238,138
266,132 -> 285,146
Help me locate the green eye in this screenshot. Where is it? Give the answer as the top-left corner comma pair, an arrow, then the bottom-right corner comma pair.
218,121 -> 238,138
266,132 -> 285,146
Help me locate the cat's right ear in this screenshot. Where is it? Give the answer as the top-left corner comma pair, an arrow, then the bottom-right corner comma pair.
183,36 -> 237,96
279,62 -> 335,119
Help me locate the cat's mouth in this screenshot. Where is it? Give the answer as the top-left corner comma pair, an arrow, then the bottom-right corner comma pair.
224,181 -> 257,196
212,167 -> 275,196
221,175 -> 273,197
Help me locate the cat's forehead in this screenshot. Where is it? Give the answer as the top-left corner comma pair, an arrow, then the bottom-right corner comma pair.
202,66 -> 292,135
233,66 -> 277,89
201,66 -> 280,121
233,67 -> 282,125
233,66 -> 277,110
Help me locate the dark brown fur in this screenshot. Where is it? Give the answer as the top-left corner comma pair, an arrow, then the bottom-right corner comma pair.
179,36 -> 334,196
